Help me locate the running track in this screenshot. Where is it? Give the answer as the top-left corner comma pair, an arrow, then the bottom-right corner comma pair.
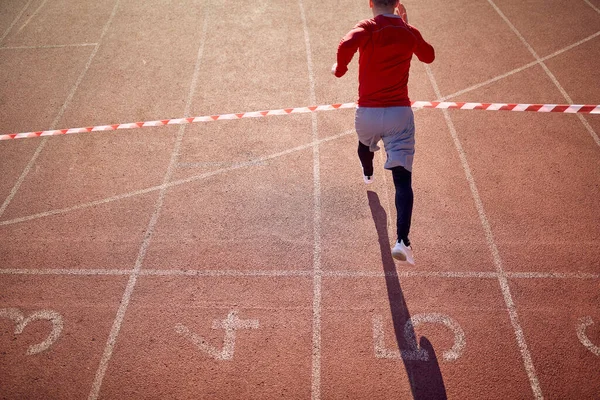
0,0 -> 599,398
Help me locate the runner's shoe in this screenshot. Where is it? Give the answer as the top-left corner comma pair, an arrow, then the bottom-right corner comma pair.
392,240 -> 414,265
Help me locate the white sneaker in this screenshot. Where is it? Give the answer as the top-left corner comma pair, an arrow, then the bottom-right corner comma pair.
360,163 -> 374,184
391,240 -> 414,265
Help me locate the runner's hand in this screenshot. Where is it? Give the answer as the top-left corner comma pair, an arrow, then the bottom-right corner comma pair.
395,3 -> 408,23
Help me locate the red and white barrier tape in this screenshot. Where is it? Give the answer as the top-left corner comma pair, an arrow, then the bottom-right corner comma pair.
1,101 -> 598,141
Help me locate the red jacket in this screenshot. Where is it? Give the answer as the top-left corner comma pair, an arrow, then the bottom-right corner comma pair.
335,14 -> 435,107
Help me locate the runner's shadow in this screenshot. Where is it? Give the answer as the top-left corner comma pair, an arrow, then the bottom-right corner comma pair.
367,190 -> 447,399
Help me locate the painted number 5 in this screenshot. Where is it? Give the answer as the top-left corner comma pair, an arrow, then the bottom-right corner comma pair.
577,316 -> 600,357
373,313 -> 466,362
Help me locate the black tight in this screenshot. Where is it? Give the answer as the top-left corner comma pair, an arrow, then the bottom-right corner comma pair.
357,141 -> 374,176
391,166 -> 413,246
358,141 -> 413,245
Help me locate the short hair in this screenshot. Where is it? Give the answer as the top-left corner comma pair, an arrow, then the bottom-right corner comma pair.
372,0 -> 398,7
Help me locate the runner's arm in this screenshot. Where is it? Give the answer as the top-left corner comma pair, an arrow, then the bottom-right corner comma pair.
334,26 -> 368,77
410,26 -> 435,64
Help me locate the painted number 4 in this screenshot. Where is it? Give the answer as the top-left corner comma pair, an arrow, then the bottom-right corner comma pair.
175,310 -> 259,361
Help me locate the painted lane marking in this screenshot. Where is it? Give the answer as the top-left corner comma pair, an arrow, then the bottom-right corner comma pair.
297,1 -> 323,398
0,0 -> 122,220
87,6 -> 212,399
0,129 -> 353,228
577,316 -> 600,356
425,64 -> 543,399
175,310 -> 259,361
1,268 -> 599,281
584,0 -> 600,14
487,0 -> 600,148
372,313 -> 466,362
15,0 -> 50,36
440,30 -> 600,102
0,43 -> 98,50
0,308 -> 63,355
0,0 -> 35,44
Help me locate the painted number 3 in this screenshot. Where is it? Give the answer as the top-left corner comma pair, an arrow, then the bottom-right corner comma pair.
0,308 -> 63,355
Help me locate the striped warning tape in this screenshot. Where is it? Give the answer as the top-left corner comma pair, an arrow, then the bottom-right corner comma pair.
1,101 -> 598,141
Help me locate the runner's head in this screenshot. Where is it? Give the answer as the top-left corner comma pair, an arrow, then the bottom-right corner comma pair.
370,0 -> 400,8
369,0 -> 400,14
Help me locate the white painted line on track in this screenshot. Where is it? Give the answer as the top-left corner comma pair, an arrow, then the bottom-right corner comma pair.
487,0 -> 600,148
298,2 -> 322,399
141,269 -> 313,277
425,64 -> 544,399
14,0 -> 50,36
0,0 -> 121,220
0,43 -> 98,50
440,30 -> 600,102
87,7 -> 211,400
539,31 -> 600,62
0,0 -> 36,44
0,268 -> 132,275
1,266 -> 598,282
507,272 -> 600,279
0,129 -> 353,227
0,141 -> 48,218
325,270 -> 500,279
440,60 -> 539,102
584,0 -> 600,14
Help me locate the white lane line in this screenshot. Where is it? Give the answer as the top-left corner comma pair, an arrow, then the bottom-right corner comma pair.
0,0 -> 121,220
325,270 -> 500,278
0,129 -> 354,227
0,141 -> 47,218
0,43 -> 98,50
0,269 -> 131,275
87,8 -> 211,400
487,0 -> 600,148
298,1 -> 322,399
425,64 -> 544,399
1,267 -> 597,280
584,0 -> 600,14
539,31 -> 600,63
440,60 -> 539,102
14,0 -> 50,36
440,30 -> 600,102
141,269 -> 313,277
507,272 -> 600,279
0,0 -> 35,44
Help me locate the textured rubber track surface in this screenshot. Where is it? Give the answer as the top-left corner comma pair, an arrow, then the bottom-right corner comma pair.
0,0 -> 599,398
